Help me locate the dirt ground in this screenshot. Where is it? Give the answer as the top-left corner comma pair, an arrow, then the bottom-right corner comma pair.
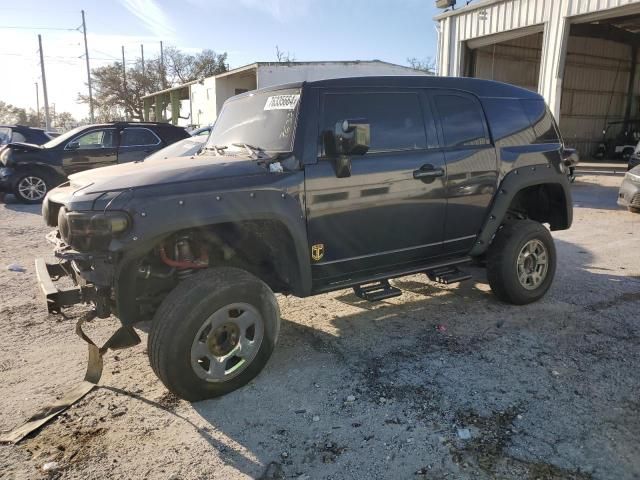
0,173 -> 638,480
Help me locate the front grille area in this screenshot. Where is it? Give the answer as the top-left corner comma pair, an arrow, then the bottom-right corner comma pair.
631,194 -> 640,208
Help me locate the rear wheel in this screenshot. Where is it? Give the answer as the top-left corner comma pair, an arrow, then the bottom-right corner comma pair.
486,220 -> 556,305
13,172 -> 49,204
148,267 -> 280,401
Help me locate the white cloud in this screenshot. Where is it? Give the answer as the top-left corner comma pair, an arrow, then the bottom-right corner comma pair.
187,0 -> 312,22
119,0 -> 176,39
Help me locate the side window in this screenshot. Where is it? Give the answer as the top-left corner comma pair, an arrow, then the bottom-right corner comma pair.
72,129 -> 115,149
11,131 -> 26,143
434,94 -> 490,148
321,92 -> 427,154
0,127 -> 11,145
482,99 -> 536,147
120,128 -> 160,147
522,100 -> 560,143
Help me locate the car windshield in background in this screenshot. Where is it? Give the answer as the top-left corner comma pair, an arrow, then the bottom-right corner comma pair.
206,88 -> 300,153
42,126 -> 86,149
145,137 -> 206,161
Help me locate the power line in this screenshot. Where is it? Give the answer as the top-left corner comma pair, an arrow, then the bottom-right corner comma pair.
0,25 -> 80,31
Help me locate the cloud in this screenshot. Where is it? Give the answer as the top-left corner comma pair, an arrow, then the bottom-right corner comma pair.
119,0 -> 176,39
186,0 -> 312,22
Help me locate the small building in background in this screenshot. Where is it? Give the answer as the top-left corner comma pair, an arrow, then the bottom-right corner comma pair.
142,60 -> 427,128
435,0 -> 640,157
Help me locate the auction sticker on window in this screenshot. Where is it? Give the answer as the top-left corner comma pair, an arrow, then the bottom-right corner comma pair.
264,94 -> 300,110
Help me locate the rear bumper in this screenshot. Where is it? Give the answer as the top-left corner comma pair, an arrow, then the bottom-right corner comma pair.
617,177 -> 640,209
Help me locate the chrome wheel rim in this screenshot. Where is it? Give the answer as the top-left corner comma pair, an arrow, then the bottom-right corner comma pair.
18,176 -> 46,201
190,302 -> 264,382
516,239 -> 549,290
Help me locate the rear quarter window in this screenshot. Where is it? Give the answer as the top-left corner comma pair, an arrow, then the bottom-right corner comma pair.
433,94 -> 490,148
482,99 -> 536,147
522,99 -> 561,143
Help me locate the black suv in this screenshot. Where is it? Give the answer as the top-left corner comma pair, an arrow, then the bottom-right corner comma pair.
37,77 -> 573,401
0,125 -> 51,146
0,122 -> 189,203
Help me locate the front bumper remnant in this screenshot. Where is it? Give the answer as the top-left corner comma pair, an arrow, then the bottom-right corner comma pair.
35,258 -> 91,314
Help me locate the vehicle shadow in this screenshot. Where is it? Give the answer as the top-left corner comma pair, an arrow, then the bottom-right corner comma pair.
571,178 -> 625,211
182,238 -> 639,479
1,194 -> 41,215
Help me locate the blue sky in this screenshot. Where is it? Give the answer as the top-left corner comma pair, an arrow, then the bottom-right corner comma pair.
1,0 -> 446,120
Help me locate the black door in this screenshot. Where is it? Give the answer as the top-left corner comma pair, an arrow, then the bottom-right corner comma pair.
62,128 -> 118,175
304,89 -> 448,285
117,127 -> 163,163
431,91 -> 498,255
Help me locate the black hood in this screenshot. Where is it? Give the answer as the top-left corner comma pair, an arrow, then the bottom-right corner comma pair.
68,154 -> 270,193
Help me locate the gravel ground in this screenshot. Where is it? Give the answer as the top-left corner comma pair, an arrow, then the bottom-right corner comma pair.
0,173 -> 638,480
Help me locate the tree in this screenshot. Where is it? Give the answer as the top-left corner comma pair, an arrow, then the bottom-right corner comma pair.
0,101 -> 43,127
407,57 -> 436,75
79,47 -> 228,122
275,45 -> 296,63
163,47 -> 228,84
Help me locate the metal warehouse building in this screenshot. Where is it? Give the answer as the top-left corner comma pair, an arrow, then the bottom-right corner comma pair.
436,0 -> 640,156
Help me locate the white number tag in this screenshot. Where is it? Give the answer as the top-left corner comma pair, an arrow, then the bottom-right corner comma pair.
264,94 -> 300,110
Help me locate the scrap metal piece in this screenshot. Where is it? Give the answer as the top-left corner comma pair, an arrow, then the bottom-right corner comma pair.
0,310 -> 140,444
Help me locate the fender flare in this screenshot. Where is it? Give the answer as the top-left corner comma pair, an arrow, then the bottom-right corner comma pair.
469,164 -> 572,257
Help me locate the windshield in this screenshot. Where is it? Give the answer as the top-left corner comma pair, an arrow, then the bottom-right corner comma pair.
42,126 -> 86,149
206,88 -> 300,153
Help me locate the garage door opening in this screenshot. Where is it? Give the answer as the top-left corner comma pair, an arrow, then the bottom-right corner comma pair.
562,15 -> 640,159
465,31 -> 543,92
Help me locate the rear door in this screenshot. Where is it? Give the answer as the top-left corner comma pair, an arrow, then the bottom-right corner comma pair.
304,88 -> 448,284
430,91 -> 498,254
63,128 -> 118,174
117,127 -> 162,163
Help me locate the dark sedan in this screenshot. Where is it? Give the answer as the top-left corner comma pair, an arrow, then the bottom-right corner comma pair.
0,125 -> 51,146
0,122 -> 189,203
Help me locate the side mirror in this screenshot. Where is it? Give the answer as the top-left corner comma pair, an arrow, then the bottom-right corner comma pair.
67,141 -> 79,150
334,118 -> 370,156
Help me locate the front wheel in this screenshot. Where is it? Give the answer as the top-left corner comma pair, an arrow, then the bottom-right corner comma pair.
486,220 -> 557,305
148,267 -> 281,401
13,172 -> 49,204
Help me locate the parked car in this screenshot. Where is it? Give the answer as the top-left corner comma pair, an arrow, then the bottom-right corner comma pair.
627,141 -> 640,170
38,77 -> 573,401
593,119 -> 640,161
0,125 -> 51,146
618,165 -> 640,213
189,125 -> 213,138
0,122 -> 189,203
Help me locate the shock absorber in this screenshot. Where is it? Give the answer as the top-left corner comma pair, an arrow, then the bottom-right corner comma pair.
175,235 -> 195,280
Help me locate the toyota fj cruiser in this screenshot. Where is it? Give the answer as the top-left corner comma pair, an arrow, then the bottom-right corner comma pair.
38,77 -> 573,401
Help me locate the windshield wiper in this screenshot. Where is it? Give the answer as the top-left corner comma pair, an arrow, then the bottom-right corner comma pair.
203,144 -> 229,156
232,142 -> 267,159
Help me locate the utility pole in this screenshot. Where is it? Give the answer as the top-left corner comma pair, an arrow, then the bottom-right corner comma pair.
37,34 -> 51,131
81,10 -> 94,123
35,82 -> 40,126
140,44 -> 145,93
122,45 -> 127,121
160,40 -> 165,88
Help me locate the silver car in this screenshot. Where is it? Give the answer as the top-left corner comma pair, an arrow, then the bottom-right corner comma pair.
618,165 -> 640,213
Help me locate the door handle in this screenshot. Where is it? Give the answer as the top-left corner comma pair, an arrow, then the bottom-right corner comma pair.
413,164 -> 445,180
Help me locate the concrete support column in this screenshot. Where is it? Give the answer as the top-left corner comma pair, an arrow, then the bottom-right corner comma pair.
169,90 -> 180,125
143,97 -> 151,121
154,95 -> 164,122
538,0 -> 571,121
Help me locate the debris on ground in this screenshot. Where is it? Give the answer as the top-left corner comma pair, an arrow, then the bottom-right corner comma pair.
7,263 -> 26,273
457,428 -> 472,440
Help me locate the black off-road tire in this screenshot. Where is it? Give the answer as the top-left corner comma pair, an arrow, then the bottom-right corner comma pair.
13,171 -> 50,204
148,267 -> 280,401
486,220 -> 556,305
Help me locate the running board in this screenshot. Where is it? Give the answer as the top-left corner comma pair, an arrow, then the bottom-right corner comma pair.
353,280 -> 402,302
427,266 -> 472,285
